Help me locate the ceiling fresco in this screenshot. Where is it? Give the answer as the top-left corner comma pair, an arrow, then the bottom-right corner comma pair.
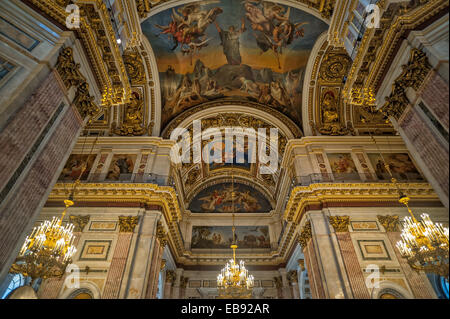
141,0 -> 328,130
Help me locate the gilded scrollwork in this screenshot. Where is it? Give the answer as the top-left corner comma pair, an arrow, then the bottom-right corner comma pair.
287,270 -> 298,284
381,48 -> 432,120
377,215 -> 400,232
114,91 -> 146,136
156,220 -> 169,248
123,49 -> 146,85
328,216 -> 350,232
315,48 -> 353,136
166,270 -> 176,283
118,216 -> 139,233
56,47 -> 100,119
298,221 -> 312,249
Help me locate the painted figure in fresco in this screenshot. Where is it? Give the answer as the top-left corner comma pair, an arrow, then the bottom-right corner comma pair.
321,90 -> 339,123
244,0 -> 307,68
332,155 -> 356,174
107,156 -> 134,180
214,18 -> 246,65
155,3 -> 223,56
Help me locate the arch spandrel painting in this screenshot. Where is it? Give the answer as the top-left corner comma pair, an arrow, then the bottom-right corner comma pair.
188,183 -> 272,213
141,0 -> 328,129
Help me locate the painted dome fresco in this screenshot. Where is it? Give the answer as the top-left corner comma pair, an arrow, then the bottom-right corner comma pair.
141,0 -> 328,131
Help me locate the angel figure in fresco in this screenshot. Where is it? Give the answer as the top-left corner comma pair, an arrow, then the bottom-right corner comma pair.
199,189 -> 224,211
243,0 -> 308,69
155,2 -> 223,63
333,155 -> 355,174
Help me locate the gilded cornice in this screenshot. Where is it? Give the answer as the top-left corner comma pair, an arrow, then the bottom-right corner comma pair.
283,182 -> 438,224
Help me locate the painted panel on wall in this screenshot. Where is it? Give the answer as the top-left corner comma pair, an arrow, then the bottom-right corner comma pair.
106,154 -> 136,180
367,153 -> 423,180
141,0 -> 328,129
191,225 -> 270,249
327,153 -> 360,180
188,183 -> 272,213
59,154 -> 96,181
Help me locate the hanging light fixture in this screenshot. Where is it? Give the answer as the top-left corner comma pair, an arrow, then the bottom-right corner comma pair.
10,134 -> 99,285
395,193 -> 449,279
217,165 -> 254,298
369,133 -> 449,279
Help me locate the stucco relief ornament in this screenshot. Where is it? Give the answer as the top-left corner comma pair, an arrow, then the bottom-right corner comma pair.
298,221 -> 312,249
377,215 -> 400,232
287,270 -> 298,284
118,216 -> 139,232
69,215 -> 90,232
156,221 -> 169,248
114,92 -> 146,136
166,270 -> 176,284
328,216 -> 350,232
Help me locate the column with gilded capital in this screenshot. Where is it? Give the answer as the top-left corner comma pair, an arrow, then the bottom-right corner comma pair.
121,210 -> 162,299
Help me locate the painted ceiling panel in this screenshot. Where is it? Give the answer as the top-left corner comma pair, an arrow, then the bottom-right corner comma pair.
141,0 -> 328,130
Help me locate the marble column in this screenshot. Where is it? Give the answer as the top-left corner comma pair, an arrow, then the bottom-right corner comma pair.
303,211 -> 353,299
278,268 -> 291,299
288,270 -> 300,299
163,270 -> 176,299
103,216 -> 138,299
122,211 -> 161,299
172,268 -> 184,299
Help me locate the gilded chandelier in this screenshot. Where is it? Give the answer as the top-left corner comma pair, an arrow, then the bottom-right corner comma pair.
217,235 -> 255,298
396,194 -> 449,279
217,169 -> 254,298
10,198 -> 77,283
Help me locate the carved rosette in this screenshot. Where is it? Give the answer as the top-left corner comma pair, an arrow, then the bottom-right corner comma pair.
287,270 -> 298,284
69,215 -> 90,232
328,216 -> 350,232
298,221 -> 312,249
377,215 -> 400,232
118,216 -> 139,233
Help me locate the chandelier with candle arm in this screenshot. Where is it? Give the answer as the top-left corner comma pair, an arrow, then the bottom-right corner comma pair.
10,135 -> 98,285
216,167 -> 254,298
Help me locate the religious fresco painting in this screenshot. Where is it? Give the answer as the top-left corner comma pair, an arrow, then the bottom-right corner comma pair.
327,153 -> 360,180
189,182 -> 272,213
367,153 -> 423,181
191,225 -> 270,249
141,0 -> 328,128
59,154 -> 96,181
106,154 -> 136,180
